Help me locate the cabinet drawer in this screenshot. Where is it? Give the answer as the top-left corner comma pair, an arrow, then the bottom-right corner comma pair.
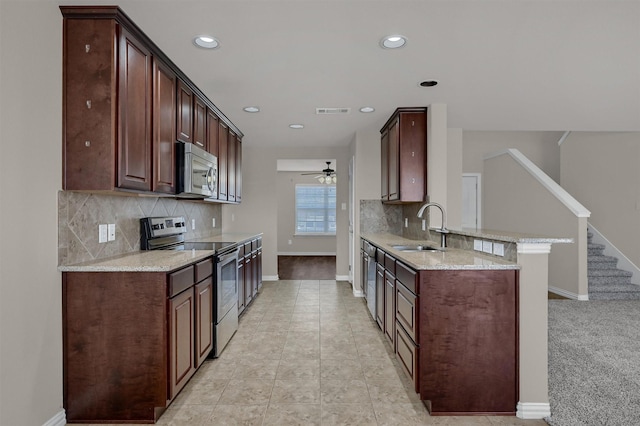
376,249 -> 386,264
396,282 -> 418,341
169,265 -> 194,297
195,258 -> 213,282
244,242 -> 251,253
237,244 -> 245,257
251,239 -> 258,251
396,320 -> 418,392
396,262 -> 417,294
384,254 -> 396,274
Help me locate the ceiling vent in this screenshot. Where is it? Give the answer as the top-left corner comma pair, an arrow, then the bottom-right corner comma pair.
316,107 -> 351,115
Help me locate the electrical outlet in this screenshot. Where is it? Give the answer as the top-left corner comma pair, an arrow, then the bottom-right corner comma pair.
422,219 -> 426,231
232,213 -> 235,222
212,218 -> 216,228
482,240 -> 493,254
288,239 -> 292,245
493,243 -> 505,257
191,219 -> 195,230
107,223 -> 115,241
341,202 -> 347,210
404,218 -> 408,228
473,239 -> 483,251
98,224 -> 107,243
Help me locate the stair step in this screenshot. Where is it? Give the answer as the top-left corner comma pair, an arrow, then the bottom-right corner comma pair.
589,282 -> 640,293
588,254 -> 618,264
588,269 -> 633,278
589,291 -> 640,300
589,276 -> 632,286
587,244 -> 606,255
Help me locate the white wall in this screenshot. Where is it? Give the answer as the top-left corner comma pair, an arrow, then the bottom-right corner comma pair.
223,145 -> 350,279
561,132 -> 640,268
0,1 -> 64,425
463,131 -> 563,182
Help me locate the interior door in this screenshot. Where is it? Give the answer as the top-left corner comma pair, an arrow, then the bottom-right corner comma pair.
462,174 -> 481,229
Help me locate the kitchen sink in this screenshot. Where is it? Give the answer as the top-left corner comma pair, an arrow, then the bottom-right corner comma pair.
390,244 -> 445,252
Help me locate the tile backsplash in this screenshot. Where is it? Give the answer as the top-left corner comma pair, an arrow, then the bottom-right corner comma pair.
58,191 -> 222,265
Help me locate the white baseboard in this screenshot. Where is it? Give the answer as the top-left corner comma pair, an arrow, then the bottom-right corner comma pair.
262,275 -> 279,281
43,409 -> 66,426
335,275 -> 349,281
549,285 -> 589,301
516,402 -> 551,419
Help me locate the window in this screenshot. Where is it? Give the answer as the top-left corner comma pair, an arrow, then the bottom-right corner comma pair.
295,184 -> 336,235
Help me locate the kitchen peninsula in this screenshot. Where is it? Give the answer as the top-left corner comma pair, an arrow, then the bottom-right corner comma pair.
361,229 -> 570,419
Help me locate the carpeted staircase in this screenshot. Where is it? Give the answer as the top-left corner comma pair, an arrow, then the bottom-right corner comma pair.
588,231 -> 640,300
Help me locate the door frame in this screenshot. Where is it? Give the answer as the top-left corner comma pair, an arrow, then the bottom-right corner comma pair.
462,173 -> 482,229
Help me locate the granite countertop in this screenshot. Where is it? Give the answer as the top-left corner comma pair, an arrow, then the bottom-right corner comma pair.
59,232 -> 262,272
448,227 -> 573,244
361,232 -> 520,271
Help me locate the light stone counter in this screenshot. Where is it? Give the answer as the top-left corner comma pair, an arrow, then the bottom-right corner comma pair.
449,227 -> 573,244
59,233 -> 263,272
361,232 -> 519,271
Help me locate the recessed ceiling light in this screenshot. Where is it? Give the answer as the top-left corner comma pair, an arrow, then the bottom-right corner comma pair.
289,124 -> 304,129
380,35 -> 407,49
359,106 -> 375,113
420,80 -> 438,87
243,106 -> 260,113
193,35 -> 219,49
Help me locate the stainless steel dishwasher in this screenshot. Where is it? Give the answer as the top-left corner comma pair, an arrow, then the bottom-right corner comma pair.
362,240 -> 377,318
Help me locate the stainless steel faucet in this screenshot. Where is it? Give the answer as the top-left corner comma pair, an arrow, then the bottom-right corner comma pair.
417,202 -> 449,248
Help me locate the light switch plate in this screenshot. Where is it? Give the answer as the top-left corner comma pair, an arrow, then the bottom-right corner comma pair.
212,218 -> 216,228
191,219 -> 196,230
404,218 -> 408,228
107,223 -> 115,241
482,240 -> 493,254
493,243 -> 505,257
473,239 -> 483,251
422,219 -> 426,231
98,224 -> 107,243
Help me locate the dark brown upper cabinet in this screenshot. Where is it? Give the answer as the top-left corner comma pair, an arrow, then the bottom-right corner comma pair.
380,107 -> 428,203
217,121 -> 229,201
176,80 -> 193,144
60,6 -> 243,199
227,130 -> 237,203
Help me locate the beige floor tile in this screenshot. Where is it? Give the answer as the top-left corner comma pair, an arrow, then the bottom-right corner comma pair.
232,358 -> 280,380
155,403 -> 215,425
217,379 -> 274,405
170,379 -> 228,407
270,379 -> 321,403
320,342 -> 360,360
196,359 -> 237,380
321,379 -> 370,404
372,402 -> 432,426
276,358 -> 321,379
255,320 -> 292,333
263,403 -> 321,426
366,378 -> 421,404
282,345 -> 321,360
203,404 -> 267,426
289,320 -> 320,332
291,312 -> 321,322
320,358 -> 364,380
321,403 -> 378,426
320,333 -> 356,346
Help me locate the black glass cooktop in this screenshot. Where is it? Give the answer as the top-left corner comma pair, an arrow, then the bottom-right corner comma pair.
163,241 -> 236,252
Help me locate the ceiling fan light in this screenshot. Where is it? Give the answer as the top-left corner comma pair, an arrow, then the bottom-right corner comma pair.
318,176 -> 325,184
332,176 -> 337,183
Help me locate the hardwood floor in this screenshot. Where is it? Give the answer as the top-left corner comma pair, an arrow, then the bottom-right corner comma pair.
278,256 -> 336,280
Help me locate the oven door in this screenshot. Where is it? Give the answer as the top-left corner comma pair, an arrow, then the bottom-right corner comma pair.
216,249 -> 238,323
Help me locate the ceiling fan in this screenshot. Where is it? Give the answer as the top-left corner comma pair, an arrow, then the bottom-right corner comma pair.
301,161 -> 337,184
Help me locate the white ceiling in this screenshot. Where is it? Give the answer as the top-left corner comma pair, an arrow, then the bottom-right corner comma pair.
58,0 -> 640,147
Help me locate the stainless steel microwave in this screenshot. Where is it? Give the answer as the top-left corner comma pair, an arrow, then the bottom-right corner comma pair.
176,142 -> 217,198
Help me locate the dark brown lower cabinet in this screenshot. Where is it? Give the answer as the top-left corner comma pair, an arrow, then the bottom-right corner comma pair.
169,287 -> 195,400
63,258 -> 215,423
375,263 -> 385,330
384,270 -> 395,348
419,269 -> 518,415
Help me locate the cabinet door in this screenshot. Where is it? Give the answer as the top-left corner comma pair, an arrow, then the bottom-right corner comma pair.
398,112 -> 427,202
396,281 -> 417,342
244,254 -> 253,306
380,129 -> 389,200
193,95 -> 207,150
257,248 -> 262,290
195,278 -> 213,367
169,288 -> 196,400
235,137 -> 242,203
227,130 -> 237,202
176,80 -> 193,143
396,320 -> 418,392
117,27 -> 152,191
152,59 -> 176,194
251,250 -> 258,296
384,270 -> 395,348
217,121 -> 229,201
387,118 -> 399,201
375,264 -> 385,330
206,109 -> 219,157
237,262 -> 245,314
